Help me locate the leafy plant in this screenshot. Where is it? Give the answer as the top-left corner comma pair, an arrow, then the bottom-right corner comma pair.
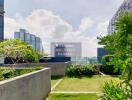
66,64 -> 96,77
98,12 -> 132,71
122,57 -> 132,98
103,81 -> 128,100
0,66 -> 43,81
98,12 -> 132,100
101,55 -> 122,75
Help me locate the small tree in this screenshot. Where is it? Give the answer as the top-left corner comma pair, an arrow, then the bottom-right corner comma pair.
0,39 -> 41,64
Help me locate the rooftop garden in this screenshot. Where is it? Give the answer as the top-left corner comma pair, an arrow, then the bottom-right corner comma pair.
0,11 -> 131,100
49,11 -> 132,100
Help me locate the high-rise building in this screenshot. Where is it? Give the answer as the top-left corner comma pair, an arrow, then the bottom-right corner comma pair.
51,42 -> 82,57
108,0 -> 132,34
14,29 -> 44,54
0,0 -> 4,41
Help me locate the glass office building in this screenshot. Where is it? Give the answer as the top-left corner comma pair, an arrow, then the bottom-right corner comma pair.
35,37 -> 41,52
14,29 -> 44,54
30,35 -> 36,50
25,33 -> 31,44
19,29 -> 26,41
0,0 -> 4,41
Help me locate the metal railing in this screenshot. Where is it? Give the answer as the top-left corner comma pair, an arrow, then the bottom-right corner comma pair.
71,57 -> 97,65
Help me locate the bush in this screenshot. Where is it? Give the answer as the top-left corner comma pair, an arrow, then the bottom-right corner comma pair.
0,66 -> 43,81
100,65 -> 121,75
103,81 -> 131,100
101,55 -> 122,75
66,64 -> 96,77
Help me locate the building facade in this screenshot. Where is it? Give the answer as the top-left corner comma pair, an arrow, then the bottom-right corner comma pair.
0,0 -> 4,41
14,29 -> 44,54
51,42 -> 82,57
108,0 -> 132,34
97,48 -> 109,64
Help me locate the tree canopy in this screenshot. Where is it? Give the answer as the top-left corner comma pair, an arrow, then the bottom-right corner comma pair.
0,39 -> 42,63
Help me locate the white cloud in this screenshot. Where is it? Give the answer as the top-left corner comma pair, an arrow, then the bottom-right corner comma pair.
4,17 -> 21,39
97,21 -> 109,36
4,9 -> 108,57
79,17 -> 94,32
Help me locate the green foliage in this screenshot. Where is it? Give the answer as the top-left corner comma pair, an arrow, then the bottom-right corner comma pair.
122,57 -> 132,81
25,49 -> 42,63
0,69 -> 15,80
0,39 -> 30,59
98,12 -> 132,69
102,55 -> 114,66
0,39 -> 42,63
103,81 -> 128,100
101,55 -> 122,75
122,58 -> 132,98
66,64 -> 96,77
34,66 -> 43,70
99,12 -> 132,99
49,93 -> 98,100
0,66 -> 43,81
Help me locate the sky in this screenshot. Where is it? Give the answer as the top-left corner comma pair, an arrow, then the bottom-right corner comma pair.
4,0 -> 124,57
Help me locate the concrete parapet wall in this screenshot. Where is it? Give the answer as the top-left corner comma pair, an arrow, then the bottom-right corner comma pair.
4,62 -> 70,76
0,68 -> 51,100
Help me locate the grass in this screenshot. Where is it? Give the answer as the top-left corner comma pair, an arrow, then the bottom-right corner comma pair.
51,76 -> 63,86
53,75 -> 120,92
48,75 -> 120,100
48,93 -> 98,100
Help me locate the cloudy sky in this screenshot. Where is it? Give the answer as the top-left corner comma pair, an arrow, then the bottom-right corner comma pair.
4,0 -> 124,57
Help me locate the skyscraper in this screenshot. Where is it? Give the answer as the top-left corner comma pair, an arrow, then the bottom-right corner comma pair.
14,29 -> 44,54
108,0 -> 132,34
0,0 -> 4,41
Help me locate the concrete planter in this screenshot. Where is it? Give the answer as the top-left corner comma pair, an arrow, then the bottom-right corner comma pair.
0,68 -> 51,100
4,62 -> 70,76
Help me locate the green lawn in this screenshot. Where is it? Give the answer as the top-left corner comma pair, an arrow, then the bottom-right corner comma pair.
51,76 -> 63,87
48,93 -> 98,100
53,75 -> 120,92
49,75 -> 120,100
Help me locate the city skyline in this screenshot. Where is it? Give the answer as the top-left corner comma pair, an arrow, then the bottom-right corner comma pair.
4,0 -> 124,57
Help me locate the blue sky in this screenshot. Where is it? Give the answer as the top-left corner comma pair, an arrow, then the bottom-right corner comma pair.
4,0 -> 124,56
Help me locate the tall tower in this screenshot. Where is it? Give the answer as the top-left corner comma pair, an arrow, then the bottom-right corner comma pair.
108,0 -> 132,34
0,0 -> 4,41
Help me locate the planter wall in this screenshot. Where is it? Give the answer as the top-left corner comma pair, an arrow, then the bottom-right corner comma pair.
0,68 -> 51,100
4,62 -> 70,76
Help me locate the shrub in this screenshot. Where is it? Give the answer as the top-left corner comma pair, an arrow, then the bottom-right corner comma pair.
101,55 -> 122,75
0,66 -> 43,81
103,81 -> 131,100
66,64 -> 96,77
